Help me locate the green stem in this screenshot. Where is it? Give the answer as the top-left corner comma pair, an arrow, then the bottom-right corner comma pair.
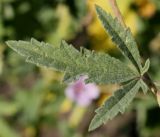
142,73 -> 158,94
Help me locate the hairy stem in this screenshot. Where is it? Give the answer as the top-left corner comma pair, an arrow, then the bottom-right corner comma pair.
142,73 -> 158,94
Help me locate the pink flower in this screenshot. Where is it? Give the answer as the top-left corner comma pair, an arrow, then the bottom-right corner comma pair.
65,76 -> 100,107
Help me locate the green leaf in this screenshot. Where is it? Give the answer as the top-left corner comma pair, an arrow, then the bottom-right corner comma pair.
6,38 -> 137,84
95,5 -> 142,73
139,79 -> 149,94
141,59 -> 150,75
89,80 -> 141,131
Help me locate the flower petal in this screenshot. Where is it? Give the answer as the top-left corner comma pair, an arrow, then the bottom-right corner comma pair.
77,92 -> 92,107
65,86 -> 76,101
85,83 -> 100,99
65,75 -> 99,107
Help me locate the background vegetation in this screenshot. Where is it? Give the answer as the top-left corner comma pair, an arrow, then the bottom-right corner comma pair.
0,0 -> 160,137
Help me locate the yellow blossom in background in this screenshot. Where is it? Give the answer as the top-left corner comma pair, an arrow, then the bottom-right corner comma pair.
149,33 -> 160,53
87,0 -> 140,51
60,99 -> 72,113
0,45 -> 5,74
24,126 -> 36,137
40,68 -> 63,85
134,0 -> 156,18
60,99 -> 87,127
44,92 -> 56,102
69,106 -> 86,128
97,84 -> 119,105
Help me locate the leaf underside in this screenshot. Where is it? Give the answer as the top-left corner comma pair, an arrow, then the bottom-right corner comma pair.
89,80 -> 141,131
95,5 -> 142,73
6,38 -> 137,84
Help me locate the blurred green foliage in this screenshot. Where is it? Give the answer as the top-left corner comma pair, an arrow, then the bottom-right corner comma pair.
0,0 -> 160,137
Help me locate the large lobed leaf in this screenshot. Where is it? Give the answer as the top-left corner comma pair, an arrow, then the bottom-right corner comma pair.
6,38 -> 137,84
89,79 -> 142,131
95,5 -> 142,73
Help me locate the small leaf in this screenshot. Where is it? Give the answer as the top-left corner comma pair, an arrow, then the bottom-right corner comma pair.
141,59 -> 150,75
89,80 -> 141,131
140,79 -> 149,94
6,38 -> 137,84
95,5 -> 142,73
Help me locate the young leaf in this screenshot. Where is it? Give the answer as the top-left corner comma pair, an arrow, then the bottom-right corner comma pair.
139,79 -> 149,94
6,38 -> 137,84
95,5 -> 142,73
89,79 -> 141,131
141,59 -> 150,75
